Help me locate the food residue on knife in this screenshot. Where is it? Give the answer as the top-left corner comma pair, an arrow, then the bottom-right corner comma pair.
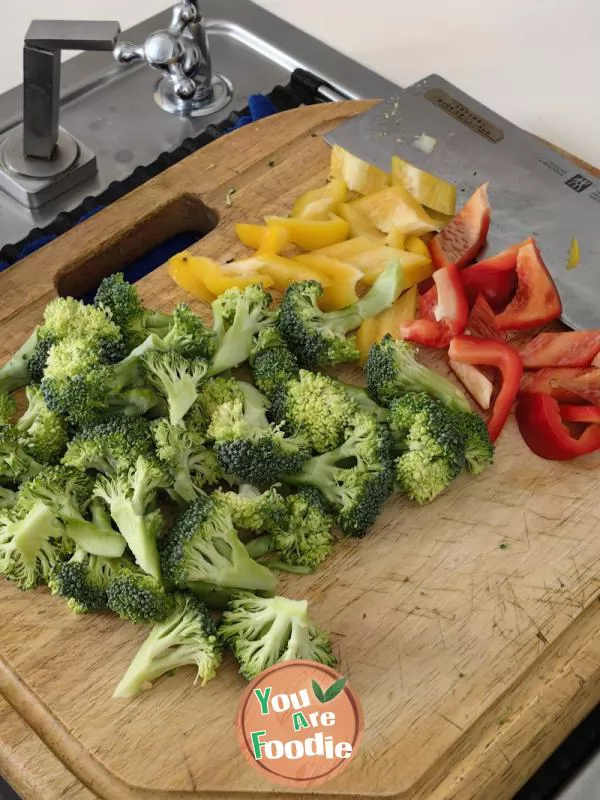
567,237 -> 580,270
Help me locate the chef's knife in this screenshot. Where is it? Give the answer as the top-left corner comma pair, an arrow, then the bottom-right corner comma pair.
324,74 -> 600,331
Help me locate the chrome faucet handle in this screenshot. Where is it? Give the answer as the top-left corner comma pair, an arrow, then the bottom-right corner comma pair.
114,1 -> 212,105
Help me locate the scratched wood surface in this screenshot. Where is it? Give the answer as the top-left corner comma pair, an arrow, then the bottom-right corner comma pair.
1,100 -> 600,800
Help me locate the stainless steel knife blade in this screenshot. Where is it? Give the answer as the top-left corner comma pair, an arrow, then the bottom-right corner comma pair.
324,75 -> 600,331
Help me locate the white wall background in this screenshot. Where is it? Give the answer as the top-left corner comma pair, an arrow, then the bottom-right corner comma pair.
3,0 -> 600,167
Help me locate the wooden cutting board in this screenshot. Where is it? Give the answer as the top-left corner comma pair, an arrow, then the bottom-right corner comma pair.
1,100 -> 600,800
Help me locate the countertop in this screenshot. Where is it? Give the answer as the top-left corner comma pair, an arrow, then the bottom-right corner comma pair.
1,2 -> 600,799
2,0 -> 600,171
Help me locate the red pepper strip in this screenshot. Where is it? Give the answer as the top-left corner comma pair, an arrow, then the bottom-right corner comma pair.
551,370 -> 600,406
516,394 -> 600,460
519,330 -> 600,369
429,184 -> 491,269
559,404 -> 600,423
448,335 -> 523,441
519,367 -> 591,404
593,352 -> 600,368
495,240 -> 562,330
400,264 -> 468,348
467,295 -> 507,343
460,242 -> 526,311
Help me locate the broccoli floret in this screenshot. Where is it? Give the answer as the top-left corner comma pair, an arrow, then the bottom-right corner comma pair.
63,415 -> 155,477
186,377 -> 244,433
16,386 -> 68,465
333,379 -> 390,423
94,456 -> 169,579
0,502 -> 64,589
208,381 -> 309,485
0,425 -> 44,485
246,488 -> 334,573
208,285 -> 275,376
26,336 -> 56,385
113,592 -> 222,698
143,350 -> 209,425
106,567 -> 173,624
220,592 -> 336,681
0,487 -> 16,509
48,548 -> 122,614
389,392 -> 467,504
213,484 -> 288,533
271,370 -> 356,454
94,273 -> 173,351
0,393 -> 16,425
159,494 -> 278,594
41,339 -> 159,428
277,280 -> 361,368
152,419 -> 220,504
453,410 -> 494,475
17,466 -> 127,558
0,328 -> 43,394
365,335 -> 470,412
284,410 -> 394,537
249,328 -> 299,397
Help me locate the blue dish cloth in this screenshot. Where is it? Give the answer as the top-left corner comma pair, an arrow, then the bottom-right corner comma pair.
0,94 -> 278,275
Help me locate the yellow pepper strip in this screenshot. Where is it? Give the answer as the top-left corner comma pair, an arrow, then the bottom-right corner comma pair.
567,237 -> 580,270
238,253 -> 332,295
337,203 -> 386,243
349,185 -> 438,236
341,245 -> 432,287
405,235 -> 431,259
312,236 -> 374,262
426,209 -> 453,229
168,253 -> 215,304
375,286 -> 417,341
265,214 -> 349,250
172,255 -> 273,297
235,223 -> 265,250
356,317 -> 378,365
291,177 -> 348,220
386,227 -> 406,249
330,145 -> 391,195
294,254 -> 363,310
391,156 -> 456,216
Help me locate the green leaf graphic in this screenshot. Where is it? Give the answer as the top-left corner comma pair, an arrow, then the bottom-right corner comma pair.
323,677 -> 348,703
312,679 -> 326,703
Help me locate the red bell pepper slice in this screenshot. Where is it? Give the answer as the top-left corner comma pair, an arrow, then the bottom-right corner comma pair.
460,241 -> 526,311
467,295 -> 507,343
399,264 -> 468,348
519,367 -> 591,404
516,394 -> 600,460
494,240 -> 562,330
519,331 -> 600,369
448,335 -> 523,441
559,404 -> 600,424
550,370 -> 600,406
429,184 -> 491,269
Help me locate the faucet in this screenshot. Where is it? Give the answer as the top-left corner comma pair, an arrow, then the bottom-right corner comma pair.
0,1 -> 221,210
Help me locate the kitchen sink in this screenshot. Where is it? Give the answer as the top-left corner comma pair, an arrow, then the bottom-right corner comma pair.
0,0 -> 398,256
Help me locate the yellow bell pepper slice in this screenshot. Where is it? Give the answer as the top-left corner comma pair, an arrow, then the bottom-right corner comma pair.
235,223 -> 290,255
294,254 -> 363,310
175,255 -> 273,297
168,253 -> 215,304
291,178 -> 348,220
335,244 -> 432,287
265,214 -> 349,250
356,317 -> 378,365
391,156 -> 456,216
405,236 -> 431,259
386,227 -> 406,249
238,254 -> 332,295
375,286 -> 417,341
426,209 -> 454,229
349,185 -> 438,236
337,203 -> 386,243
312,236 -> 374,262
330,145 -> 391,195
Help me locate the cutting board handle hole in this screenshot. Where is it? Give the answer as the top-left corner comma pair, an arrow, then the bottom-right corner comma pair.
54,194 -> 217,301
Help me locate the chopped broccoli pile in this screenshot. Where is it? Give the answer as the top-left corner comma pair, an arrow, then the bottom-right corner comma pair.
365,334 -> 471,412
113,593 -> 222,697
220,592 -> 336,680
0,270 -> 495,699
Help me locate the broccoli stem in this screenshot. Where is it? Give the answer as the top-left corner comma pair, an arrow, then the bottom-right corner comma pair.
64,519 -> 126,558
113,625 -> 190,698
0,487 -> 16,508
12,502 -> 59,570
245,537 -> 313,575
0,328 -> 39,394
356,261 -> 404,320
109,501 -> 161,579
185,581 -> 240,610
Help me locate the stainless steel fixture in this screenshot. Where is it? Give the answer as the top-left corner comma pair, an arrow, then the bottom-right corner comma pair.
0,0 -> 399,252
